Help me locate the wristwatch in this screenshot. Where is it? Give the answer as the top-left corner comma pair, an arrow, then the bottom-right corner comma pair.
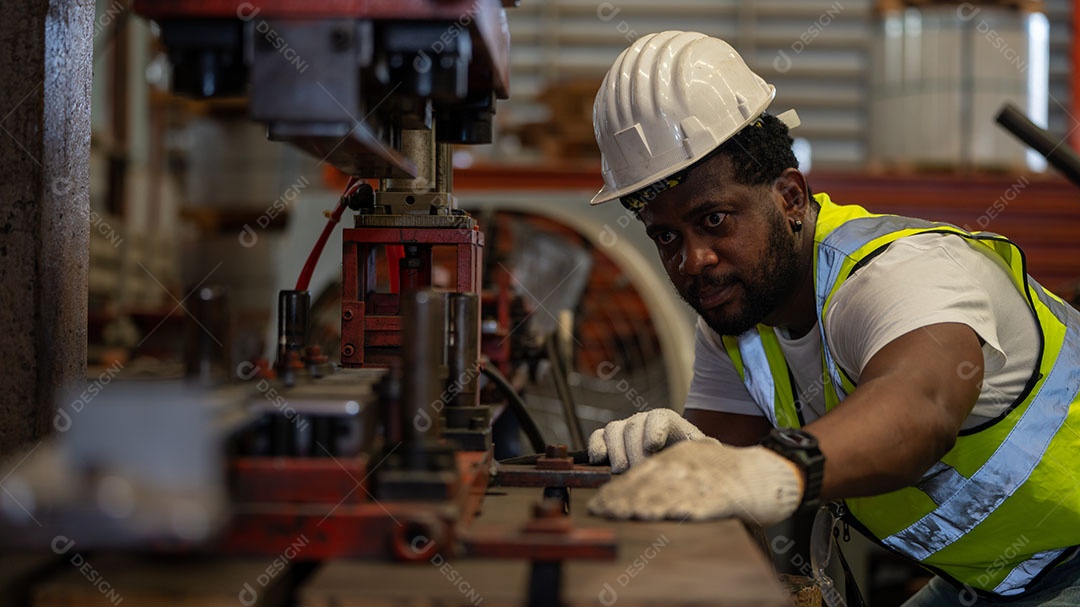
761,427 -> 825,511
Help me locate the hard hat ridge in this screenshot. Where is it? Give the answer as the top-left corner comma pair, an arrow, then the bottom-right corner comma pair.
591,31 -> 794,207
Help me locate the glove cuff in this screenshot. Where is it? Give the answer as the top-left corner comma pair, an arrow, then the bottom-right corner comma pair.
760,427 -> 825,511
742,446 -> 804,526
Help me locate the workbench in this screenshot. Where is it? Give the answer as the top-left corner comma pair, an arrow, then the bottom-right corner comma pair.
11,488 -> 790,607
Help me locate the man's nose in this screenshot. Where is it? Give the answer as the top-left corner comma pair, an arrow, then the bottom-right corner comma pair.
679,236 -> 719,276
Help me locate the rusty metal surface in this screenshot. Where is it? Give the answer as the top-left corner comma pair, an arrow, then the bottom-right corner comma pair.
339,301 -> 365,366
492,464 -> 612,489
229,456 -> 370,504
220,450 -> 491,559
354,214 -> 479,229
365,316 -> 401,331
343,225 -> 484,243
455,449 -> 492,529
299,488 -> 791,606
536,445 -> 575,470
463,526 -> 618,561
220,502 -> 456,560
340,226 -> 483,368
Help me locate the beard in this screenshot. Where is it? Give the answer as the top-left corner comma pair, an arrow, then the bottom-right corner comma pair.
681,208 -> 802,336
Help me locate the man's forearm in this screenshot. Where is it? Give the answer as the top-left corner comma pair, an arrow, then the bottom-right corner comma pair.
807,323 -> 982,500
684,408 -> 773,447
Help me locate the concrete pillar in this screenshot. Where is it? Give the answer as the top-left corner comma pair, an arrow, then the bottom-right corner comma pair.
0,2 -> 93,455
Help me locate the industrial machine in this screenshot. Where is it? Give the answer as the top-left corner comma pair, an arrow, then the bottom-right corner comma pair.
0,3 -> 787,605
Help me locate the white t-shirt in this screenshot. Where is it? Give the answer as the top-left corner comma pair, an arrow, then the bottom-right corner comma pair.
683,233 -> 1040,428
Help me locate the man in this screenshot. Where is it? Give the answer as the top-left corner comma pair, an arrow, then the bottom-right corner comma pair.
585,30 -> 1080,606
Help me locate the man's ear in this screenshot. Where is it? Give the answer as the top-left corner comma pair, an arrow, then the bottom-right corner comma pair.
773,168 -> 810,217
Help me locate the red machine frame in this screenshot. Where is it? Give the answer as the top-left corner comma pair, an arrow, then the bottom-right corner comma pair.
340,225 -> 484,367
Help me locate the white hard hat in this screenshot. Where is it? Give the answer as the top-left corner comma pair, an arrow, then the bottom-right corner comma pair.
591,31 -> 792,206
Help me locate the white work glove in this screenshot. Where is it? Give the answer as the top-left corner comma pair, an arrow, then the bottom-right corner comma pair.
588,409 -> 719,474
587,441 -> 804,526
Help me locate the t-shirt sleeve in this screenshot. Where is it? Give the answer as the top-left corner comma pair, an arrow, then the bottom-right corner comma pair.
683,317 -> 764,416
824,233 -> 1010,382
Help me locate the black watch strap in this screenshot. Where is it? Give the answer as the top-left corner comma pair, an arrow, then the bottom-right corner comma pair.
761,427 -> 825,510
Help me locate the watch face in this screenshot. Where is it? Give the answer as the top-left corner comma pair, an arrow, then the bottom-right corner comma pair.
778,429 -> 817,448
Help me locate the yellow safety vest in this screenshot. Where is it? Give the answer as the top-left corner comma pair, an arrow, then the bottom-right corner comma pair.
720,193 -> 1080,596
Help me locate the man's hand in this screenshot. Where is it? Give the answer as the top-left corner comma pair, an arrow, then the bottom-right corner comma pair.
588,409 -> 719,474
587,441 -> 804,526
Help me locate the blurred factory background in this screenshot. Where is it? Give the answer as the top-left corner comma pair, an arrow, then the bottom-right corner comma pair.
76,0 -> 1080,434
71,0 -> 1076,441
2,0 -> 1079,605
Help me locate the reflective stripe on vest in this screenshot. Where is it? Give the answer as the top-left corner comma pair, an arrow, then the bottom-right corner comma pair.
995,549 -> 1068,595
724,331 -> 804,428
719,193 -> 1080,595
914,461 -> 966,507
730,331 -> 780,427
883,319 -> 1078,562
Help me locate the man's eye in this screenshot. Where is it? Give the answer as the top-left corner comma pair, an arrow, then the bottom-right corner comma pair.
655,231 -> 676,245
705,212 -> 727,228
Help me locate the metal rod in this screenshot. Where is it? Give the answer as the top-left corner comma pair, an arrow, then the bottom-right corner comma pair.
401,290 -> 446,448
448,293 -> 480,407
436,141 -> 453,201
995,103 -> 1080,189
546,335 -> 585,451
385,128 -> 435,192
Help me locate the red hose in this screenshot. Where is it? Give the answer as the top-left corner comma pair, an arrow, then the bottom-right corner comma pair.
295,177 -> 356,292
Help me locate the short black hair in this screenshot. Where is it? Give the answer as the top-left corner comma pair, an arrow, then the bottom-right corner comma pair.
619,112 -> 808,212
711,112 -> 798,187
